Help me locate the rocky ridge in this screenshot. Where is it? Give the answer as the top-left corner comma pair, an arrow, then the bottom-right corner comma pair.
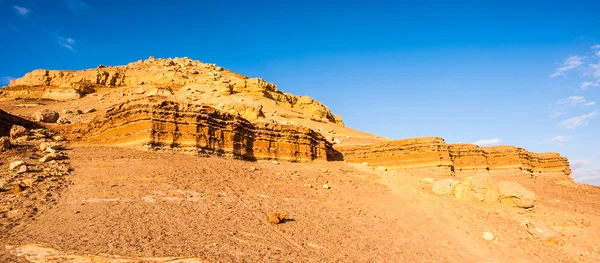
58,99 -> 338,162
3,57 -> 344,126
336,137 -> 571,180
1,57 -> 572,180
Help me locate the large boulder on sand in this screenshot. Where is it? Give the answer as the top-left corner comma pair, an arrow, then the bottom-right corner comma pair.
34,109 -> 59,123
484,181 -> 536,208
453,175 -> 494,201
432,179 -> 459,195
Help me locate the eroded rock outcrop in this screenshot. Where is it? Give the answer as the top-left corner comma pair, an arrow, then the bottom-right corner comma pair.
63,99 -> 338,162
3,57 -> 344,125
336,137 -> 572,180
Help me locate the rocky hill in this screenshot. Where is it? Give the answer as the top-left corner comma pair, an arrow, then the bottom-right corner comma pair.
0,57 -> 571,180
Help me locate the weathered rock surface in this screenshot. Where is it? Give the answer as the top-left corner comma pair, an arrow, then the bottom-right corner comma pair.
337,137 -> 572,180
63,99 -> 338,162
432,175 -> 536,208
3,57 -> 344,125
526,220 -> 561,245
485,181 -> 536,208
432,179 -> 459,195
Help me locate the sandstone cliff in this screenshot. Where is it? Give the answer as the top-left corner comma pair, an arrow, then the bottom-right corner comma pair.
3,57 -> 344,126
336,137 -> 571,180
59,99 -> 338,162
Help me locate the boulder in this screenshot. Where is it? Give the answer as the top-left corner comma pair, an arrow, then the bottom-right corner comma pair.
485,181 -> 535,208
453,175 -> 494,201
0,136 -> 9,151
432,179 -> 459,195
10,125 -> 29,139
34,109 -> 59,123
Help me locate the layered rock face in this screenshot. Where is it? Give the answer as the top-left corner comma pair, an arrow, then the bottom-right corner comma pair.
337,137 -> 454,175
337,138 -> 571,180
65,99 -> 337,162
4,57 -> 343,126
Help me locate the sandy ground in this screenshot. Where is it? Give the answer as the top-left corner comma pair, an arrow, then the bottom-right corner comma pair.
1,146 -> 599,262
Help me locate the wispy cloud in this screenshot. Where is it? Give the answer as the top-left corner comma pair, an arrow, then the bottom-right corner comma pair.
64,0 -> 91,13
558,110 -> 598,129
571,160 -> 591,170
472,138 -> 501,146
0,76 -> 16,86
557,96 -> 595,107
544,135 -> 571,145
580,81 -> 599,90
13,6 -> 30,16
58,37 -> 75,51
592,44 -> 600,57
550,55 -> 584,78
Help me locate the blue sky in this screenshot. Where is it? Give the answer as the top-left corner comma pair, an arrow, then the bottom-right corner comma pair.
1,0 -> 599,185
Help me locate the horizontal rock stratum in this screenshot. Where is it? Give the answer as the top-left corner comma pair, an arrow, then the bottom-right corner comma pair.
0,56 -> 572,180
61,99 -> 339,162
336,137 -> 572,180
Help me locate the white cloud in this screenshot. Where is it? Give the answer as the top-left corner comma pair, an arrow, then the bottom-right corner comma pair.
580,81 -> 599,90
544,135 -> 571,144
550,55 -> 585,78
0,76 -> 16,85
13,6 -> 30,16
592,45 -> 600,49
571,160 -> 591,170
472,138 -> 501,146
572,168 -> 600,186
58,37 -> 75,51
558,110 -> 598,129
557,96 -> 595,107
591,63 -> 600,79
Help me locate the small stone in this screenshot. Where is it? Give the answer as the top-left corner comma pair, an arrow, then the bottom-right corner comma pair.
85,108 -> 97,113
10,125 -> 29,139
75,109 -> 84,115
321,168 -> 328,173
267,213 -> 286,224
304,183 -> 313,188
322,184 -> 330,189
272,161 -> 280,165
375,166 -> 387,172
249,166 -> 256,172
39,153 -> 66,163
9,160 -> 25,170
16,165 -> 27,174
56,117 -> 71,124
482,232 -> 494,241
361,162 -> 369,166
53,135 -> 66,141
